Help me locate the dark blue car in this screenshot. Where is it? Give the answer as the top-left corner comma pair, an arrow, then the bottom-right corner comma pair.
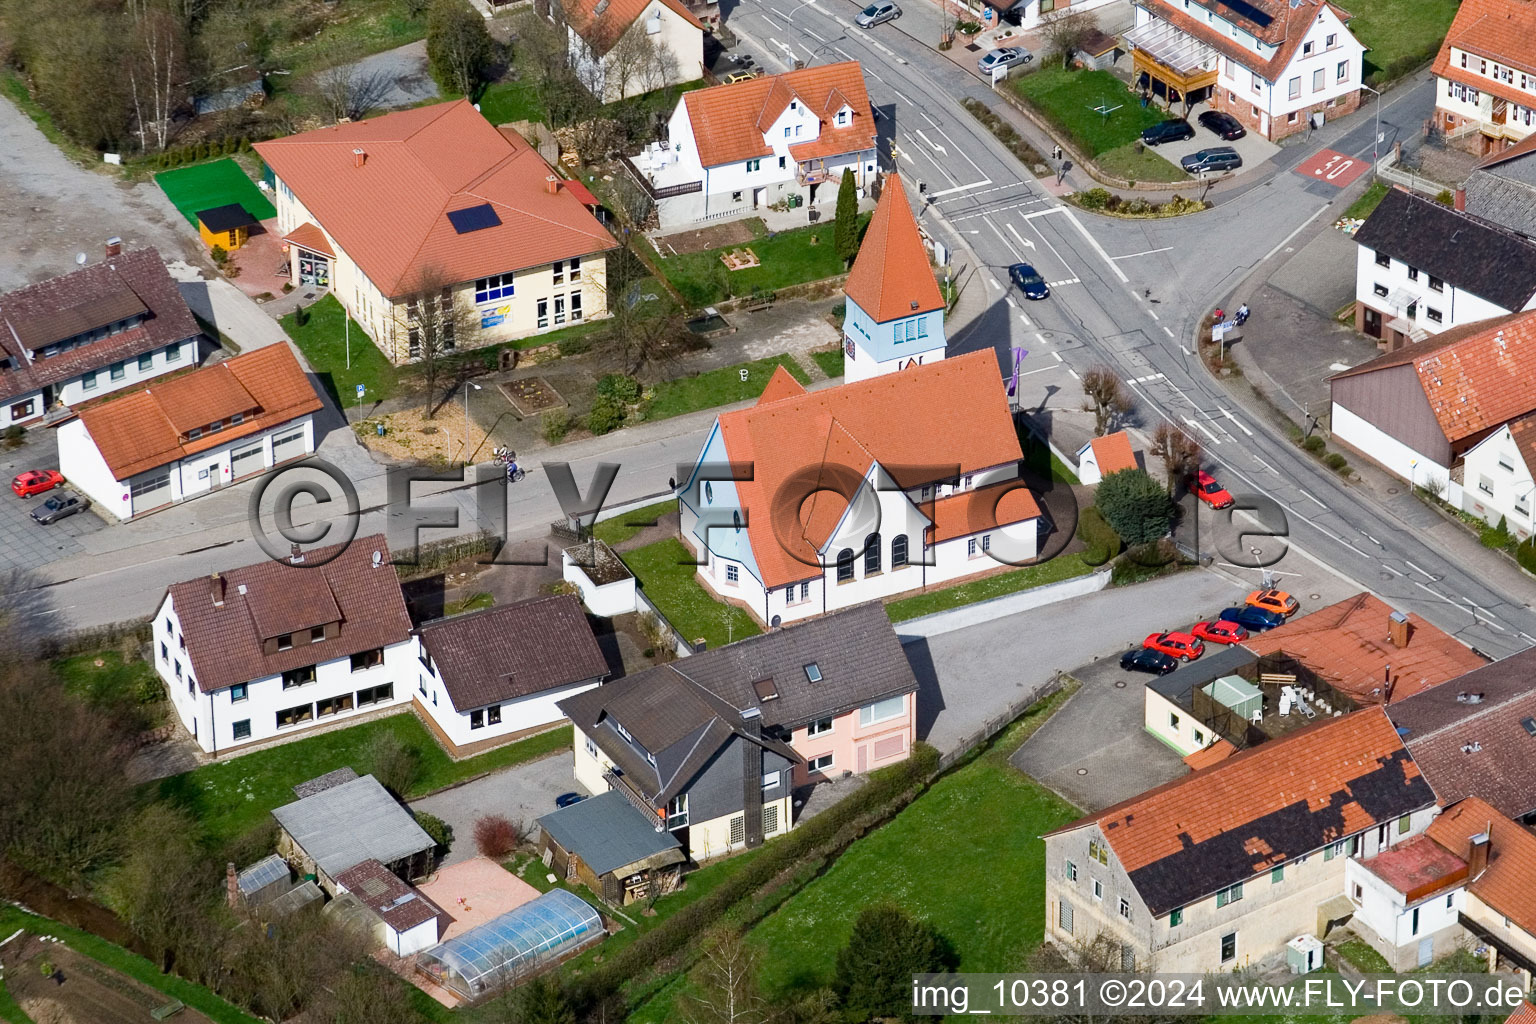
555,792 -> 586,808
1120,647 -> 1178,675
1218,605 -> 1286,632
1009,263 -> 1050,300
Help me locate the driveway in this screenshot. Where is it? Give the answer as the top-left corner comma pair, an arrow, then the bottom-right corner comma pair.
0,435 -> 106,571
410,750 -> 577,867
1140,102 -> 1282,179
167,260 -> 293,353
339,40 -> 440,111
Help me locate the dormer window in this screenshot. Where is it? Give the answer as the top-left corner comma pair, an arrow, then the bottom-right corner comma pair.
836,109 -> 849,126
804,663 -> 822,683
188,427 -> 202,440
277,633 -> 293,651
614,718 -> 633,742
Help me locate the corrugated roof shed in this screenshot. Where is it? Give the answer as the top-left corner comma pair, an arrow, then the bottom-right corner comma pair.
272,774 -> 433,878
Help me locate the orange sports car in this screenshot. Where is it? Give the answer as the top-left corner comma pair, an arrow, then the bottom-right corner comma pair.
1245,589 -> 1299,618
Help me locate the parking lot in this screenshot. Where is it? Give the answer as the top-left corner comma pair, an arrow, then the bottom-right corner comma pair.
0,435 -> 105,571
409,751 -> 577,868
1141,103 -> 1282,176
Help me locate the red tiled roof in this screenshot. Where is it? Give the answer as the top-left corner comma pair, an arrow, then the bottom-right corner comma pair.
74,344 -> 321,480
1139,0 -> 1355,82
563,0 -> 703,55
1506,1003 -> 1536,1024
1089,431 -> 1137,476
1046,708 -> 1435,914
1431,0 -> 1536,88
334,858 -> 447,934
1183,737 -> 1237,771
1357,833 -> 1469,901
712,350 -> 1024,588
255,101 -> 616,299
682,62 -> 875,169
1241,593 -> 1487,705
1507,412 -> 1536,477
1426,797 -> 1536,937
282,222 -> 334,259
843,174 -> 944,324
926,480 -> 1041,544
1479,131 -> 1536,169
167,533 -> 412,693
758,363 -> 808,405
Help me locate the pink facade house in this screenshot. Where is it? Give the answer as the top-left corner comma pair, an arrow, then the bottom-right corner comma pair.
785,688 -> 915,787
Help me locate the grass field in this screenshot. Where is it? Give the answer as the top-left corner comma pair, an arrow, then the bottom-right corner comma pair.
1014,69 -> 1167,157
1096,141 -> 1190,183
619,537 -> 761,649
885,553 -> 1094,622
591,499 -> 678,546
475,78 -> 547,126
154,715 -> 571,850
279,294 -> 398,405
642,355 -> 811,421
659,217 -> 866,307
275,0 -> 426,75
811,349 -> 844,378
1344,180 -> 1390,220
154,159 -> 276,227
55,652 -> 164,733
1346,0 -> 1459,84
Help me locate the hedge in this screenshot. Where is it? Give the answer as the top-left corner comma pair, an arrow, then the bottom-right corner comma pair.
1075,505 -> 1122,566
960,98 -> 1045,171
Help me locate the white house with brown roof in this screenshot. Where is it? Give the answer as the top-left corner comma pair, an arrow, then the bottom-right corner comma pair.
1125,0 -> 1362,141
560,0 -> 705,102
635,62 -> 877,229
0,247 -> 203,428
154,535 -> 416,754
413,595 -> 610,756
678,351 -> 1040,627
256,102 -> 616,363
55,344 -> 321,521
1431,0 -> 1536,157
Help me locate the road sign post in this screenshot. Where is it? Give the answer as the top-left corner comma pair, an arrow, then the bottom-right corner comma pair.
356,383 -> 365,413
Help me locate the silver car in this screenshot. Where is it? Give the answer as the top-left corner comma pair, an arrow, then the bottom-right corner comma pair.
855,1 -> 900,27
977,46 -> 1034,76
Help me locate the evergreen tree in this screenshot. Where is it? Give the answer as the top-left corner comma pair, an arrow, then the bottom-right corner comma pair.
833,905 -> 951,1022
1096,468 -> 1175,545
834,169 -> 860,267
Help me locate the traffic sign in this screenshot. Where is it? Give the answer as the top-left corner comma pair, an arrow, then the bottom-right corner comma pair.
356,384 -> 366,397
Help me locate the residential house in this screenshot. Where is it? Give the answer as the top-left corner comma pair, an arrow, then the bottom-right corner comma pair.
1075,430 -> 1138,485
1329,309 -> 1536,512
1124,0 -> 1363,141
1045,708 -> 1438,972
633,62 -> 877,229
987,0 -> 1123,32
840,173 -> 946,382
0,247 -> 202,428
272,770 -> 437,894
256,101 -> 616,361
558,602 -> 919,860
1430,0 -> 1536,157
1423,798 -> 1536,984
537,790 -> 687,905
1351,188 -> 1536,349
1143,644 -> 1259,757
333,858 -> 449,956
679,350 -> 1040,627
1387,646 -> 1536,821
560,0 -> 705,102
1460,412 -> 1536,539
153,534 -> 415,754
56,343 -> 322,520
413,595 -> 610,756
1461,134 -> 1536,238
1342,832 -> 1468,970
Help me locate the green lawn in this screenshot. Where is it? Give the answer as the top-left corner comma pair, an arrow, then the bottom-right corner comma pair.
1022,432 -> 1080,485
1014,68 -> 1168,157
0,907 -> 263,1024
443,591 -> 495,615
592,499 -> 678,546
748,692 -> 1081,997
619,537 -> 761,649
54,651 -> 163,733
475,78 -> 547,126
885,553 -> 1093,622
811,349 -> 844,379
154,158 -> 276,227
1095,141 -> 1190,183
1334,938 -> 1393,973
275,0 -> 426,75
154,714 -> 571,850
1347,0 -> 1460,84
642,354 -> 812,421
1344,180 -> 1390,220
658,217 -> 867,307
279,293 -> 399,405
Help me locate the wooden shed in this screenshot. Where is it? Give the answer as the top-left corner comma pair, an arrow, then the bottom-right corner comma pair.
537,791 -> 686,905
196,203 -> 259,251
1076,29 -> 1123,71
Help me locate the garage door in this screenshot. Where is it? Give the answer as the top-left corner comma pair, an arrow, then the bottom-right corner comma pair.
230,443 -> 265,479
271,428 -> 307,464
130,471 -> 172,515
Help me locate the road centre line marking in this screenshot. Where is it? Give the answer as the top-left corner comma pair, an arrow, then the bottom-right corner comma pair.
804,25 -> 826,40
1065,367 -> 1080,379
1005,296 -> 1017,308
1381,563 -> 1403,576
1405,559 -> 1435,579
987,220 -> 1020,260
1148,310 -> 1159,321
1262,202 -> 1329,264
934,125 -> 984,176
1034,332 -> 1047,343
1299,489 -> 1327,508
1061,207 -> 1130,283
1052,351 -> 1063,362
1162,326 -> 1175,338
1219,407 -> 1253,436
1019,312 -> 1032,327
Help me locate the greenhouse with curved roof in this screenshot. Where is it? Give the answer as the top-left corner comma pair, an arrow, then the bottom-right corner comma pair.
416,888 -> 606,999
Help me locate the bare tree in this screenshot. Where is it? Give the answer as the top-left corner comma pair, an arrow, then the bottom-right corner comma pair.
311,967 -> 423,1024
388,267 -> 480,418
309,50 -> 395,122
605,29 -> 653,101
1150,422 -> 1201,494
678,929 -> 771,1024
1081,365 -> 1132,436
101,803 -> 213,973
1039,8 -> 1096,69
126,0 -> 187,152
639,37 -> 681,96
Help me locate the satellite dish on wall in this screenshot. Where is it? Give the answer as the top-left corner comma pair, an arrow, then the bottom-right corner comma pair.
75,253 -> 87,265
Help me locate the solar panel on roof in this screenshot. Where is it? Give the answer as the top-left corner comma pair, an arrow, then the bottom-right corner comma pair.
1221,0 -> 1273,27
447,204 -> 503,234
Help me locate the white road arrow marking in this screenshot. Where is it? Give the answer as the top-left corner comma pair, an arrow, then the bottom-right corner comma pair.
917,130 -> 946,154
1183,416 -> 1222,445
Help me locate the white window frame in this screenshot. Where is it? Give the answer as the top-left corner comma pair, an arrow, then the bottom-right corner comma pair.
807,716 -> 834,737
808,752 -> 834,773
859,695 -> 905,727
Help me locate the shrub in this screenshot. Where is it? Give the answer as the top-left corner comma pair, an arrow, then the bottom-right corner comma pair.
414,811 -> 454,855
1301,434 -> 1326,454
1125,198 -> 1152,215
473,814 -> 527,859
1481,516 -> 1513,551
366,729 -> 422,796
1075,505 -> 1122,566
596,373 -> 641,404
1434,189 -> 1455,206
209,244 -> 228,266
557,333 -> 592,356
1078,187 -> 1112,210
541,408 -> 572,444
586,394 -> 625,435
1096,468 -> 1175,545
1517,538 -> 1536,574
1111,540 -> 1177,585
1323,452 -> 1348,472
834,905 -> 954,1021
239,137 -> 252,152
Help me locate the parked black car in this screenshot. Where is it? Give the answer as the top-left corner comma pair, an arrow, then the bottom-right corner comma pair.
30,493 -> 89,525
1218,605 -> 1286,632
555,792 -> 586,808
1181,146 -> 1243,173
1120,647 -> 1178,675
1008,262 -> 1050,299
1141,118 -> 1195,146
1198,110 -> 1247,140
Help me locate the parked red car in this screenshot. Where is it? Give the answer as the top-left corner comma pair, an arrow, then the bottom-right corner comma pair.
11,469 -> 64,498
1191,619 -> 1249,645
1194,470 -> 1234,510
1143,631 -> 1205,661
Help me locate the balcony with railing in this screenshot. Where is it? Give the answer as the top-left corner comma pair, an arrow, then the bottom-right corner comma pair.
796,159 -> 836,186
1125,18 -> 1221,94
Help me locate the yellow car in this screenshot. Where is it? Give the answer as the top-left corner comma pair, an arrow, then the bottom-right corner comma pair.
1245,589 -> 1299,618
724,70 -> 759,84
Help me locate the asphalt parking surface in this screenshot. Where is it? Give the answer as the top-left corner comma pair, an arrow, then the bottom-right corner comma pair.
410,751 -> 577,868
0,438 -> 105,571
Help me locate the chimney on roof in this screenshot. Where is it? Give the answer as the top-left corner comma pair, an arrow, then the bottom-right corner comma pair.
353,148 -> 366,168
289,543 -> 305,565
546,174 -> 560,195
739,707 -> 764,850
211,571 -> 226,608
1454,187 -> 1466,212
1469,831 -> 1490,878
1388,610 -> 1411,649
105,237 -> 122,258
226,862 -> 239,908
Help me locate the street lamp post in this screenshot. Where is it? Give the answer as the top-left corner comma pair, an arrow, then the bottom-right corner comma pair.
1361,84 -> 1383,162
464,380 -> 483,463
